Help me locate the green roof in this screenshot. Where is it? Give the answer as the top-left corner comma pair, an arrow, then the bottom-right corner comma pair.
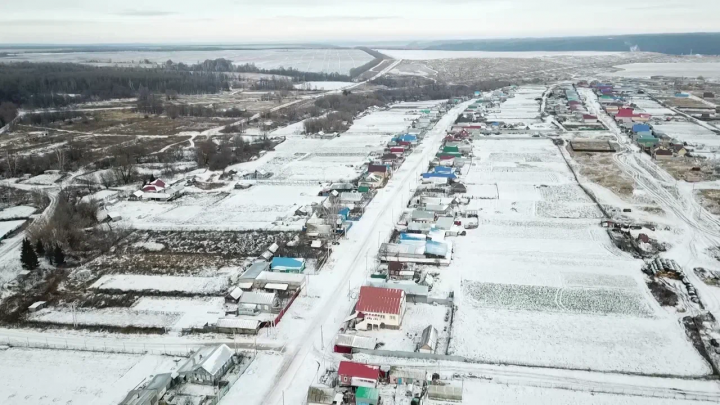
443,146 -> 459,153
356,387 -> 379,400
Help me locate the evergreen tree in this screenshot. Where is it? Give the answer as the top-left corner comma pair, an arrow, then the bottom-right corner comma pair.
53,245 -> 65,266
20,238 -> 39,270
35,240 -> 45,257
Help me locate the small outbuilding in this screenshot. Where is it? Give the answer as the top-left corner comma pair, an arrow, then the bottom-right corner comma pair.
418,325 -> 439,354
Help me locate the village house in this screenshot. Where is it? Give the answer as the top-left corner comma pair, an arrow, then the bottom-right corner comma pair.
177,344 -> 235,385
654,148 -> 674,160
337,361 -> 381,388
355,286 -> 406,330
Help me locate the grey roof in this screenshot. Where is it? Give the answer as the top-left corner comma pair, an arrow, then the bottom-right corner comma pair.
411,210 -> 435,221
146,373 -> 172,391
240,261 -> 270,281
435,217 -> 455,230
119,389 -> 158,405
334,334 -> 378,350
427,384 -> 463,401
239,291 -> 277,306
178,344 -> 234,377
420,325 -> 439,351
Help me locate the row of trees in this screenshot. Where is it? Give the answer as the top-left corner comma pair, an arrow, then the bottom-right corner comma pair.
20,238 -> 65,270
0,62 -> 230,108
194,136 -> 275,171
0,101 -> 18,127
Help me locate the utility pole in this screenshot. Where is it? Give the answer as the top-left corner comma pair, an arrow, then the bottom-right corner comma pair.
320,325 -> 324,349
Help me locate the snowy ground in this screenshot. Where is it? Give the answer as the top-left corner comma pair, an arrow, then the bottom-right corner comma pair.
110,185 -> 325,231
356,303 -> 450,353
377,50 -> 626,60
91,274 -> 229,294
294,81 -> 353,91
627,96 -> 676,117
443,137 -> 710,375
459,379 -> 717,405
0,347 -> 180,405
0,205 -> 36,220
21,172 -> 63,185
0,220 -> 25,239
484,86 -> 544,124
28,307 -> 182,329
652,121 -> 720,149
218,352 -> 284,405
606,63 -> 720,80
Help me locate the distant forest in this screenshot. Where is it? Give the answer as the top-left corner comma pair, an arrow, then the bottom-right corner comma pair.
0,58 -> 351,109
422,32 -> 720,55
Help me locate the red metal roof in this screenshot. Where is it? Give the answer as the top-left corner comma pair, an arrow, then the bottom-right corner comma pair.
338,361 -> 380,380
356,286 -> 404,315
616,108 -> 635,117
150,179 -> 166,188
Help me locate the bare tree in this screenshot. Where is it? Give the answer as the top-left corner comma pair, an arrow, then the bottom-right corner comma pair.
195,139 -> 217,167
99,171 -> 117,189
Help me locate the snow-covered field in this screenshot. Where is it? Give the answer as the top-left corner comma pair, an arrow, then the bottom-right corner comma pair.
606,63 -> 720,79
460,380 -> 715,405
628,97 -> 676,117
294,81 -> 353,90
0,348 -> 180,405
0,205 -> 35,220
377,50 -> 625,60
485,86 -> 544,124
652,121 -> 720,149
444,138 -> 710,375
28,307 -> 181,329
133,297 -> 225,330
22,172 -> 62,185
92,274 -> 229,294
110,185 -> 325,231
219,352 -> 284,405
4,48 -> 375,74
0,220 -> 26,239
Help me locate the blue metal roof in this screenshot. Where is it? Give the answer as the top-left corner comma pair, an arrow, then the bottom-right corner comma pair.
433,166 -> 453,174
422,172 -> 457,179
632,124 -> 651,133
271,257 -> 304,269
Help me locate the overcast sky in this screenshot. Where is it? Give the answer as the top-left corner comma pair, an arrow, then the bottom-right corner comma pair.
1,0 -> 718,44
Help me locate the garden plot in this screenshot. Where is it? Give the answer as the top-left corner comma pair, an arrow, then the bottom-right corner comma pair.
112,185 -> 324,231
464,184 -> 498,199
27,307 -> 181,329
463,282 -> 654,317
21,172 -> 63,185
356,303 -> 451,353
485,87 -> 544,124
449,307 -> 709,375
0,348 -> 180,405
133,297 -> 225,330
92,274 -> 229,295
0,205 -> 35,220
0,220 -> 25,239
460,380 -> 712,405
628,97 -> 676,116
122,230 -> 296,256
652,121 -> 720,149
445,136 -> 710,375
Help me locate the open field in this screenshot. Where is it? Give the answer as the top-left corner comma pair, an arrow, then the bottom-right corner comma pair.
572,152 -> 635,197
0,347 -> 180,405
377,50 -> 628,60
2,48 -> 375,74
606,62 -> 720,79
444,138 -> 710,375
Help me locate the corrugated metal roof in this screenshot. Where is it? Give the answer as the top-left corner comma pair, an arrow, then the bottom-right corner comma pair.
239,291 -> 276,306
338,361 -> 380,380
334,334 -> 377,350
356,286 -> 404,315
271,257 -> 305,270
257,271 -> 306,284
420,325 -> 438,351
216,317 -> 260,330
241,261 -> 270,280
264,283 -> 289,291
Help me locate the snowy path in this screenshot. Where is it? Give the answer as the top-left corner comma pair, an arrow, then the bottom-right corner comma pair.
259,100 -> 473,405
580,87 -> 720,317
